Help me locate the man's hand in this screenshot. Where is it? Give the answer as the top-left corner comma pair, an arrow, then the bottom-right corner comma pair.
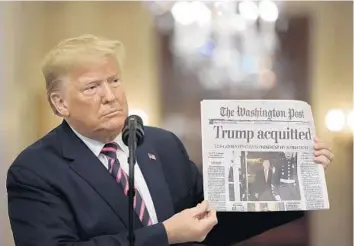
162,200 -> 218,244
314,136 -> 334,169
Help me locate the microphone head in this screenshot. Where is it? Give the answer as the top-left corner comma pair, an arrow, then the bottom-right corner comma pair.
122,115 -> 144,147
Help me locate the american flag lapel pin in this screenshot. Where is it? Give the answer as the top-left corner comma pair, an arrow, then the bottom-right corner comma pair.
148,153 -> 156,160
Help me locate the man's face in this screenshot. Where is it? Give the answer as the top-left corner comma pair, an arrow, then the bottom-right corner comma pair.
285,152 -> 292,159
262,160 -> 270,169
59,55 -> 128,141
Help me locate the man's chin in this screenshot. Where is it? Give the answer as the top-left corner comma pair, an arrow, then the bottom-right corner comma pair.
102,117 -> 124,133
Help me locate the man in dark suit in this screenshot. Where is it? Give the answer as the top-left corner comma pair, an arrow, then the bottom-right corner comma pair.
272,152 -> 301,201
6,34 -> 334,246
252,159 -> 276,201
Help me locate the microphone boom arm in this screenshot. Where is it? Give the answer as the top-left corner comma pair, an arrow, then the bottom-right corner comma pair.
122,115 -> 144,246
127,118 -> 137,246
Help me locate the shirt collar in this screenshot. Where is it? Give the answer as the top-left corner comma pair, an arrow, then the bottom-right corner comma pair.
69,125 -> 128,157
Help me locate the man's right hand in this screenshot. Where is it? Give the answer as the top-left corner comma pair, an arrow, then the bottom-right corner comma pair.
162,200 -> 218,244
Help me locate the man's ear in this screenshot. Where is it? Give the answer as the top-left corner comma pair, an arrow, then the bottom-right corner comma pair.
50,92 -> 69,117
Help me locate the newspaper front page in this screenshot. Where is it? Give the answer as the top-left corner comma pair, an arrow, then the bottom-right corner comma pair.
201,100 -> 329,212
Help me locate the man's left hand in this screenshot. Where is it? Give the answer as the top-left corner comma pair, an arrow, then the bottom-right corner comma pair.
314,136 -> 334,169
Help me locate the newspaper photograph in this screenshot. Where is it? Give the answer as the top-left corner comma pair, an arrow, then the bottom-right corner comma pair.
200,100 -> 329,212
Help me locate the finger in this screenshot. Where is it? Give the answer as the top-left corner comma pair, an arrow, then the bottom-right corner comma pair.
314,149 -> 334,161
314,140 -> 332,152
199,200 -> 209,211
191,200 -> 209,216
314,155 -> 331,168
192,203 -> 202,218
204,209 -> 218,229
314,136 -> 329,144
209,209 -> 218,224
199,209 -> 217,227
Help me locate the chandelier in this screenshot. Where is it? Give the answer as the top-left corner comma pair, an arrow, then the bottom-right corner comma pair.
145,1 -> 284,91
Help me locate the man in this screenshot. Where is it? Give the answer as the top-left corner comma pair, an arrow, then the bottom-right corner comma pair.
6,34 -> 334,246
252,159 -> 276,201
272,152 -> 301,201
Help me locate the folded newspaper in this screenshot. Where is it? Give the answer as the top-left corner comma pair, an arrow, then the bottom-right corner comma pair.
201,100 -> 329,212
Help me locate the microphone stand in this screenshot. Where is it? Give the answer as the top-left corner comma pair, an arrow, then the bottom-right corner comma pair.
127,119 -> 137,246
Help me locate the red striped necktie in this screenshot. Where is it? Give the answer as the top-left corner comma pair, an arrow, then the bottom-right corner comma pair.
101,142 -> 152,226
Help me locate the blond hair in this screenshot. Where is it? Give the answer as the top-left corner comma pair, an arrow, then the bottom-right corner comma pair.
41,34 -> 125,115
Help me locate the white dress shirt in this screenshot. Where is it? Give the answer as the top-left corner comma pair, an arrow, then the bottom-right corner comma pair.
70,126 -> 158,225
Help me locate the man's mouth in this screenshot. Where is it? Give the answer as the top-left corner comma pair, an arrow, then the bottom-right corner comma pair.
103,110 -> 122,117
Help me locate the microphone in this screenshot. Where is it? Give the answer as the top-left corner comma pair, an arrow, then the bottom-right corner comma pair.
121,115 -> 145,246
122,115 -> 144,147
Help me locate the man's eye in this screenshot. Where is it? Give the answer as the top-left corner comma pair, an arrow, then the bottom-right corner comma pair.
86,85 -> 97,91
112,78 -> 120,83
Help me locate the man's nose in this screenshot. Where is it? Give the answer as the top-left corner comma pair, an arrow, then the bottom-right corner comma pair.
101,82 -> 116,102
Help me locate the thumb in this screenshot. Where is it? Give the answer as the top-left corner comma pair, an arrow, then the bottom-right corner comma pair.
191,200 -> 209,216
199,208 -> 218,228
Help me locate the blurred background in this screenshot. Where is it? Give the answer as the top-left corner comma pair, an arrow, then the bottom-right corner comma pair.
0,1 -> 352,245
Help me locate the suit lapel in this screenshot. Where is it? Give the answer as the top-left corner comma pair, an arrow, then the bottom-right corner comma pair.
69,153 -> 143,228
136,143 -> 174,222
59,121 -> 142,228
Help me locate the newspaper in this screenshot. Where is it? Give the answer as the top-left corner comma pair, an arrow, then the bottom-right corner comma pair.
201,100 -> 329,212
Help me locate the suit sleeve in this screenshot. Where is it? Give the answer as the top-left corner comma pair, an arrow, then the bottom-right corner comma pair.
169,132 -> 304,246
7,166 -> 168,246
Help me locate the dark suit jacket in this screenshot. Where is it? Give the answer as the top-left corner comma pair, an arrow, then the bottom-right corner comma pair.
7,120 -> 303,246
249,169 -> 274,201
